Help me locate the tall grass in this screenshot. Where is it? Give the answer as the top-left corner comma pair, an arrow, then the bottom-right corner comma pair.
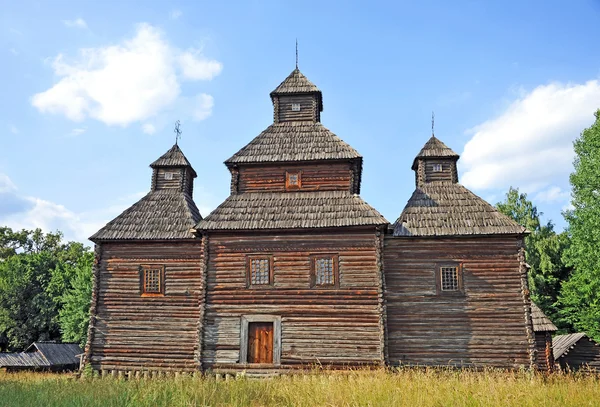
1,368 -> 599,407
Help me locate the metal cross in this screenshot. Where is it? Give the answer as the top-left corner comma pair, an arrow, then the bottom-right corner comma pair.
174,120 -> 182,145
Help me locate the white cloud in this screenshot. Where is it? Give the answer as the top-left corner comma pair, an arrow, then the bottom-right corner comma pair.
178,49 -> 222,80
68,127 -> 86,137
32,23 -> 221,128
170,9 -> 183,20
142,123 -> 156,134
9,124 -> 18,134
0,174 -> 16,193
193,93 -> 214,121
9,48 -> 18,55
63,18 -> 88,29
461,80 -> 600,193
534,186 -> 570,203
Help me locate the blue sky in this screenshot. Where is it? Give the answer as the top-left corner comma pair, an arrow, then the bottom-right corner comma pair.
2,0 -> 600,243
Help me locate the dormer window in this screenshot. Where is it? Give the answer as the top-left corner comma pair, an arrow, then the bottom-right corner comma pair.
286,171 -> 301,190
433,164 -> 443,172
291,103 -> 301,111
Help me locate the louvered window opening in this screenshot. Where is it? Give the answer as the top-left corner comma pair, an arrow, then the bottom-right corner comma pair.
315,257 -> 334,285
441,267 -> 459,291
144,268 -> 162,293
251,258 -> 270,285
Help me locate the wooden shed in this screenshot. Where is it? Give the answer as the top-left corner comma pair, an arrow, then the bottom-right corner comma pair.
0,342 -> 82,372
531,302 -> 557,371
553,333 -> 600,371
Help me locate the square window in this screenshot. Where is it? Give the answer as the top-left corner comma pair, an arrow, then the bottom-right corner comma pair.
433,164 -> 443,172
248,257 -> 272,286
311,255 -> 338,287
440,266 -> 459,291
141,265 -> 165,296
285,171 -> 301,190
164,172 -> 174,180
291,103 -> 301,111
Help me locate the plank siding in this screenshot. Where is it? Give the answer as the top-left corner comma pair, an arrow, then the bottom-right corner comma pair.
424,160 -> 454,183
277,95 -> 316,123
202,229 -> 383,369
237,162 -> 354,193
384,236 -> 533,368
153,168 -> 182,190
558,339 -> 600,371
89,241 -> 203,372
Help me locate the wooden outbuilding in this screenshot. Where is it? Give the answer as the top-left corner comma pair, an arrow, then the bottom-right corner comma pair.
84,66 -> 539,375
553,333 -> 600,371
0,342 -> 82,372
531,302 -> 557,371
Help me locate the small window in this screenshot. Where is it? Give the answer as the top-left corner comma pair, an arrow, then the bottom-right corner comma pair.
164,172 -> 174,180
140,265 -> 165,296
291,103 -> 301,111
432,164 -> 443,172
311,255 -> 339,287
247,256 -> 272,286
286,171 -> 302,190
436,264 -> 463,294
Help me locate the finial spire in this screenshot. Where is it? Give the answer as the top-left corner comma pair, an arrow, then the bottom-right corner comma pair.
431,111 -> 435,136
174,120 -> 182,145
295,39 -> 298,69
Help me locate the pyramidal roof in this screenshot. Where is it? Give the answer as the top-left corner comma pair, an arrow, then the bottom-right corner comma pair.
412,135 -> 460,169
270,68 -> 321,95
90,144 -> 201,241
150,143 -> 196,177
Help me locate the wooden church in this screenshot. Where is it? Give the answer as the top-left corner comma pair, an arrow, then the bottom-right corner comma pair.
84,66 -> 536,374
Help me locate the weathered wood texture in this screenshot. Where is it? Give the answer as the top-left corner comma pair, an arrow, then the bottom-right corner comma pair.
383,236 -> 534,368
557,338 -> 600,371
152,167 -> 194,195
535,332 -> 554,371
276,95 -> 318,123
237,162 -> 354,193
89,241 -> 203,372
202,229 -> 384,369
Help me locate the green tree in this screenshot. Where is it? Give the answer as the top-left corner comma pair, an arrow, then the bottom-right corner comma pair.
59,251 -> 93,347
496,187 -> 570,328
559,109 -> 600,341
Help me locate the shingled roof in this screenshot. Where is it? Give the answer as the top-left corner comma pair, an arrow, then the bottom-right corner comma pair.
150,144 -> 197,177
0,342 -> 82,368
531,303 -> 558,332
392,184 -> 527,237
412,135 -> 460,170
195,191 -> 388,230
224,122 -> 362,164
270,68 -> 321,95
553,333 -> 589,360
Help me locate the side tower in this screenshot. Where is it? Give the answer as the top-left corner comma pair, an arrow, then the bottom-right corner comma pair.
384,135 -> 535,368
84,144 -> 204,374
195,68 -> 389,371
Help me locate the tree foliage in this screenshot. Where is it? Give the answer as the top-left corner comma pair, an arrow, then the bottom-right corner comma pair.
496,187 -> 571,329
559,109 -> 600,341
0,227 -> 92,351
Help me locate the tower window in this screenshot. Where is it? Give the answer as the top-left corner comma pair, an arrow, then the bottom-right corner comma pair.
286,171 -> 302,190
433,164 -> 443,172
441,267 -> 459,291
164,172 -> 174,180
311,255 -> 338,287
247,256 -> 273,286
291,103 -> 301,111
140,265 -> 165,296
436,263 -> 463,295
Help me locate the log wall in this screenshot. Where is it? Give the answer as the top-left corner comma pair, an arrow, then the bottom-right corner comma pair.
383,236 -> 534,368
237,162 -> 354,193
89,240 -> 203,373
535,332 -> 554,371
276,95 -> 317,123
202,229 -> 384,370
558,338 -> 600,371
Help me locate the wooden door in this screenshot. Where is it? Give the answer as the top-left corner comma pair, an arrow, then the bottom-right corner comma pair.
247,322 -> 273,364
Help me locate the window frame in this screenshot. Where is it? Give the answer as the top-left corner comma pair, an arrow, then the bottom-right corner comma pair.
432,163 -> 443,172
246,255 -> 274,288
310,254 -> 339,288
291,103 -> 301,111
435,263 -> 463,295
285,171 -> 302,190
139,264 -> 165,297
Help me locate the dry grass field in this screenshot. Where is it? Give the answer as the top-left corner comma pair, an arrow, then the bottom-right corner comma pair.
1,368 -> 599,407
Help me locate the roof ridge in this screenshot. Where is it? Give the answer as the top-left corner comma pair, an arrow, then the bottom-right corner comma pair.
270,68 -> 321,95
150,144 -> 197,177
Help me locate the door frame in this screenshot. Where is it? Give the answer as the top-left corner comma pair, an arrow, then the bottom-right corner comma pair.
240,315 -> 281,366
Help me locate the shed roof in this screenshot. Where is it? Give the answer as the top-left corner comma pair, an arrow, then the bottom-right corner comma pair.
224,122 -> 362,165
412,135 -> 460,170
270,68 -> 321,95
195,191 -> 388,231
392,184 -> 527,237
90,190 -> 201,241
531,303 -> 558,332
0,342 -> 81,368
150,144 -> 197,177
553,333 -> 589,360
